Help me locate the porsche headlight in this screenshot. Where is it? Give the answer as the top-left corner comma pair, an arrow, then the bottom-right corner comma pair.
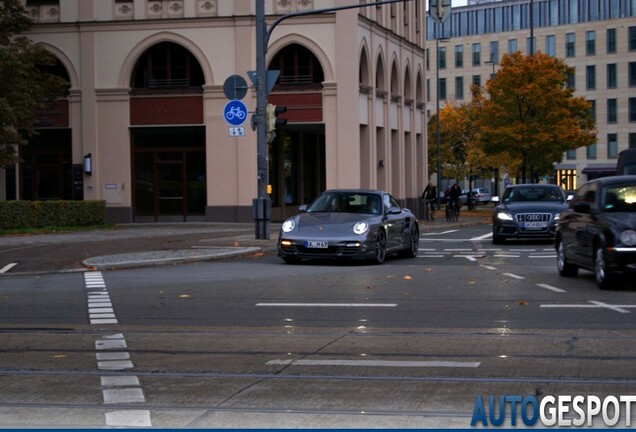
619,230 -> 636,246
496,212 -> 514,221
282,219 -> 296,233
353,222 -> 369,235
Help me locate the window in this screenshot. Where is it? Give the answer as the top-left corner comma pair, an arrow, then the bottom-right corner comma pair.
630,133 -> 636,149
546,35 -> 556,57
630,26 -> 636,51
565,33 -> 575,57
439,78 -> 447,100
508,39 -> 517,53
472,43 -> 481,66
607,134 -> 618,158
607,99 -> 617,123
455,76 -> 464,100
630,62 -> 636,87
455,45 -> 463,68
585,31 -> 595,56
630,98 -> 636,122
589,100 -> 596,121
566,68 -> 576,89
489,41 -> 499,64
566,149 -> 576,160
586,143 -> 597,159
131,42 -> 204,91
607,28 -> 617,54
472,75 -> 481,86
439,47 -> 447,69
586,65 -> 595,90
607,64 -> 617,89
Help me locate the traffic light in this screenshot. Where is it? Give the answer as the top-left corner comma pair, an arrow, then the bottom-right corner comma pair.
266,103 -> 287,142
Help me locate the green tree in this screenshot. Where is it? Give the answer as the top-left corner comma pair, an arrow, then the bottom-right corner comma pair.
0,0 -> 68,167
478,52 -> 596,182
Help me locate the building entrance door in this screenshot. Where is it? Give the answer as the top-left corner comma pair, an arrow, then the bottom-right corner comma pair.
132,127 -> 206,222
156,161 -> 185,221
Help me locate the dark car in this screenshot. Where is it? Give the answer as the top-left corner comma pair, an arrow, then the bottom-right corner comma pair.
277,189 -> 419,264
491,184 -> 568,244
555,176 -> 636,289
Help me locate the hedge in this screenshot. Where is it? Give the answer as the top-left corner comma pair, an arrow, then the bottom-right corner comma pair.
0,200 -> 105,230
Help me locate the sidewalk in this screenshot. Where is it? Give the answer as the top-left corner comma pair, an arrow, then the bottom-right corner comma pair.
0,213 -> 488,275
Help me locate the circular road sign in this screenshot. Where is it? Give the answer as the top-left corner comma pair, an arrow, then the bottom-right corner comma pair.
223,75 -> 248,100
223,100 -> 248,126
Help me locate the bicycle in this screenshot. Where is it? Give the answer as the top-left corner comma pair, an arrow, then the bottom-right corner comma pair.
424,199 -> 436,221
445,199 -> 459,222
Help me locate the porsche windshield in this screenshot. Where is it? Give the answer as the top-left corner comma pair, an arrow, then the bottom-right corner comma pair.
307,192 -> 381,215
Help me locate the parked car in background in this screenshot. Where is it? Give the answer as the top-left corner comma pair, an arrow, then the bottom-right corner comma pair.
491,184 -> 568,244
278,189 -> 419,264
461,188 -> 491,205
555,176 -> 636,289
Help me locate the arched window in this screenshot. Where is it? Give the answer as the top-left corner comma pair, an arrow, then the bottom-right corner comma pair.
131,42 -> 204,92
269,44 -> 324,88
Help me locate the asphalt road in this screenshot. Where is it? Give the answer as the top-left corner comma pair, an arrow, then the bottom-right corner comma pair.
1,223 -> 636,428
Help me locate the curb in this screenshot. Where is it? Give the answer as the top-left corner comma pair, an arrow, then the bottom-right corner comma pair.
82,246 -> 263,271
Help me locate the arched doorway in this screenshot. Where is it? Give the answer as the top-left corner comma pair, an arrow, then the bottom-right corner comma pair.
17,58 -> 72,201
267,43 -> 326,221
129,42 -> 206,222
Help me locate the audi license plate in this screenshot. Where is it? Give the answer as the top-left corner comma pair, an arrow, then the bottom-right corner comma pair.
523,222 -> 547,229
305,240 -> 328,248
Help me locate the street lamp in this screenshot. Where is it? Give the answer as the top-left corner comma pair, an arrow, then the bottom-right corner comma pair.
435,37 -> 449,206
485,59 -> 497,80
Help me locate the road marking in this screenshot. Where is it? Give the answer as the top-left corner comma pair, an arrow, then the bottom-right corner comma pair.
540,301 -> 633,314
256,303 -> 397,308
470,232 -> 492,241
481,265 -> 497,270
529,255 -> 556,258
0,263 -> 17,273
503,273 -> 525,280
536,283 -> 566,293
267,359 -> 481,368
417,255 -> 445,258
103,388 -> 145,404
457,255 -> 477,262
494,254 -> 520,258
105,411 -> 152,428
421,230 -> 459,236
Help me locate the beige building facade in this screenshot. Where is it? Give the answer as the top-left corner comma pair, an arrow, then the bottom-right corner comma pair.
3,0 -> 430,223
428,0 -> 636,193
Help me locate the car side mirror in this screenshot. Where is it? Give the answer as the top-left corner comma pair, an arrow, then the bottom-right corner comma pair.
386,207 -> 402,215
298,204 -> 308,213
573,202 -> 592,214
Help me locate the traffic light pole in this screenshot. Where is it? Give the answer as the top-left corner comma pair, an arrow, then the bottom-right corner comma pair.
253,0 -> 414,239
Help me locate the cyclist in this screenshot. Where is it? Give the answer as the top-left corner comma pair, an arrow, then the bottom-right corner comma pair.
421,182 -> 437,221
446,183 -> 462,221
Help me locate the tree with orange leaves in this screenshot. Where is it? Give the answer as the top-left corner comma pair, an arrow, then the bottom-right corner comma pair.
478,51 -> 596,182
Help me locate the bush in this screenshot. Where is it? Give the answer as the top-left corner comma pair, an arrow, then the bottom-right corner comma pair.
0,200 -> 105,230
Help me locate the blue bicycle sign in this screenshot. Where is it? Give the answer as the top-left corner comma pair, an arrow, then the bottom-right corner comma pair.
223,100 -> 248,126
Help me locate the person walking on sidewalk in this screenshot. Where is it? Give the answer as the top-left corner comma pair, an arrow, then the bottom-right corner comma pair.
421,182 -> 437,221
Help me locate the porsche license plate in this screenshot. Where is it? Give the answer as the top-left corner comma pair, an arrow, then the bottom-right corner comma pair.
523,222 -> 547,229
305,240 -> 328,248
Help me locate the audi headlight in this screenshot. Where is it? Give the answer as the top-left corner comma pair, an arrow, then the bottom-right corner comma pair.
496,212 -> 514,221
353,222 -> 369,235
282,219 -> 295,233
619,230 -> 636,246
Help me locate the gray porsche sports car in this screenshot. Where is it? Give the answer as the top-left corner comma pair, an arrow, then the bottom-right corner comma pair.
277,189 -> 419,264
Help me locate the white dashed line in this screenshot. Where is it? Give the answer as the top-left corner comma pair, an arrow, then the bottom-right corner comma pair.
503,273 -> 525,280
0,263 -> 17,273
256,303 -> 397,307
537,283 -> 566,293
267,359 -> 481,368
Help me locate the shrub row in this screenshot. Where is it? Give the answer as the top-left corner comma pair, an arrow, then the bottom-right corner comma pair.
0,200 -> 105,230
